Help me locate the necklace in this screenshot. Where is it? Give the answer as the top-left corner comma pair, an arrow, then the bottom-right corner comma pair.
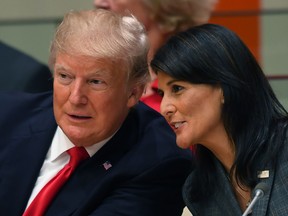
227,175 -> 251,210
234,184 -> 251,207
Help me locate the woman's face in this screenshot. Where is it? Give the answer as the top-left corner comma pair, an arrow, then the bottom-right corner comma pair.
93,0 -> 152,28
157,71 -> 225,149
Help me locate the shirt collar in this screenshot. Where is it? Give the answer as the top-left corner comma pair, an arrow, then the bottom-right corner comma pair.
49,126 -> 115,161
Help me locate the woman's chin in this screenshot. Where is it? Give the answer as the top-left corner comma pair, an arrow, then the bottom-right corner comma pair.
176,140 -> 191,149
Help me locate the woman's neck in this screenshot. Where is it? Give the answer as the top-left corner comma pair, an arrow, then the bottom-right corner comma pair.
203,125 -> 235,172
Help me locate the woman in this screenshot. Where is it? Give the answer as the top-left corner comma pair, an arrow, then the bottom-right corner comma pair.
151,24 -> 288,215
94,0 -> 217,111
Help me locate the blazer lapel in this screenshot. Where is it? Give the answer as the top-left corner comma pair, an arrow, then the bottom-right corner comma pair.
184,157 -> 243,216
195,158 -> 275,216
213,158 -> 243,215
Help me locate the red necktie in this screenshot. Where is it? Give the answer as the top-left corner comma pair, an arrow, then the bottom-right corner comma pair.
23,147 -> 89,216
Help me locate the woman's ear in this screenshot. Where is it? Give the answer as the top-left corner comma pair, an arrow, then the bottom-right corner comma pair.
220,88 -> 225,104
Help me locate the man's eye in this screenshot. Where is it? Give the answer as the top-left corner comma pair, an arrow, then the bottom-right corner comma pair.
172,85 -> 184,93
88,79 -> 108,90
56,72 -> 73,84
60,73 -> 68,79
89,79 -> 103,85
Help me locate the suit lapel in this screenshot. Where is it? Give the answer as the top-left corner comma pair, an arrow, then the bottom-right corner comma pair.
0,105 -> 57,215
45,109 -> 138,216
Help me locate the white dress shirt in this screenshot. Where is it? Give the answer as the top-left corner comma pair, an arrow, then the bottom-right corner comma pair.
26,126 -> 113,208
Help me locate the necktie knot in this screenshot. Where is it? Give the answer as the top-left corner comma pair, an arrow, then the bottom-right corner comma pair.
67,146 -> 89,168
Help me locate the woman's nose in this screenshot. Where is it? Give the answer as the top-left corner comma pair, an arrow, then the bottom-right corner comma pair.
160,97 -> 176,118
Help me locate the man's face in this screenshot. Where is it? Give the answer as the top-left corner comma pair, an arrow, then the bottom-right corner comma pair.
53,53 -> 137,146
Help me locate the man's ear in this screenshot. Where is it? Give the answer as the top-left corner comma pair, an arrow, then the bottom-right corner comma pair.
127,85 -> 144,108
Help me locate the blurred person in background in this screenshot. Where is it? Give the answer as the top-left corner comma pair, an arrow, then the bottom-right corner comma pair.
151,24 -> 288,215
94,0 -> 218,112
0,41 -> 53,92
0,9 -> 192,216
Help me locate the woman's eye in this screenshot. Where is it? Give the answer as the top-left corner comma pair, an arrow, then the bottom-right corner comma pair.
171,85 -> 184,93
157,89 -> 164,97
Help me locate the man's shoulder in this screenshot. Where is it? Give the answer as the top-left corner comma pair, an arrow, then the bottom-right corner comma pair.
0,91 -> 53,123
129,102 -> 173,138
0,91 -> 53,107
126,102 -> 192,159
0,91 -> 55,138
131,102 -> 168,127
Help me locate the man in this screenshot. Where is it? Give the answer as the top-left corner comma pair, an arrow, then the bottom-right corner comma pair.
0,9 -> 192,215
0,41 -> 53,92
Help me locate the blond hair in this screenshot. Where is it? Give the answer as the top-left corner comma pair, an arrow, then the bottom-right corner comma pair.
49,9 -> 149,86
142,0 -> 217,33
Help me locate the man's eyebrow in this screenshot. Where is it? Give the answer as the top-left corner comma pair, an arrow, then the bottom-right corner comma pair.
54,64 -> 114,79
54,64 -> 68,71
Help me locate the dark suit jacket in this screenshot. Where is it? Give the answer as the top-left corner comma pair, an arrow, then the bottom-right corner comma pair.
0,91 -> 193,216
0,41 -> 53,92
183,140 -> 288,216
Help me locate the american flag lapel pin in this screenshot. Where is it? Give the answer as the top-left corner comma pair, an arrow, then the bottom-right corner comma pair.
103,161 -> 112,170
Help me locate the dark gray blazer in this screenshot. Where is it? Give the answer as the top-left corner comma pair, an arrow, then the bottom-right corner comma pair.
183,140 -> 288,216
